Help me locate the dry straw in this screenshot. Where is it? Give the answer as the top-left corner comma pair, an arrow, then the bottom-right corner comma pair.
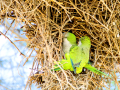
0,0 -> 120,90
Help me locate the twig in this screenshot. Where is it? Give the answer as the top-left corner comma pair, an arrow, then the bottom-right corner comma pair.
0,31 -> 25,57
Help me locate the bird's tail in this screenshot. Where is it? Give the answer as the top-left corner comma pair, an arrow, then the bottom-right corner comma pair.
52,59 -> 73,71
52,65 -> 61,71
51,59 -> 69,71
84,64 -> 108,76
51,61 -> 62,71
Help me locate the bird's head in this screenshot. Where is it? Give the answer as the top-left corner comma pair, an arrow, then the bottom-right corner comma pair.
62,32 -> 76,45
78,36 -> 91,46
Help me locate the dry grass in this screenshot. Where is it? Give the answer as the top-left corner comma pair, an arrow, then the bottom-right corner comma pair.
0,0 -> 120,90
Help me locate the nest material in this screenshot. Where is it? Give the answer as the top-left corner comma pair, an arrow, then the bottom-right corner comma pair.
0,0 -> 120,90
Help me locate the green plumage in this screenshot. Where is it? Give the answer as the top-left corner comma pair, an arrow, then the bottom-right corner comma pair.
84,64 -> 108,76
53,53 -> 73,71
70,36 -> 91,74
53,53 -> 108,76
53,34 -> 108,76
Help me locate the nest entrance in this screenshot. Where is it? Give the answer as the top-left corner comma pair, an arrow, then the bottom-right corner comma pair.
0,0 -> 120,90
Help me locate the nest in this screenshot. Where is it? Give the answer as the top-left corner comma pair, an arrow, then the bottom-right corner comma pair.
0,0 -> 120,90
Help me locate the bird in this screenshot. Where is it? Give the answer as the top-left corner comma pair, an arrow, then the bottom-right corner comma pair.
69,36 -> 91,74
53,32 -> 76,71
53,34 -> 108,76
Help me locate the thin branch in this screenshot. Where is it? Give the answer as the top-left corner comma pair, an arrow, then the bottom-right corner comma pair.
0,31 -> 25,57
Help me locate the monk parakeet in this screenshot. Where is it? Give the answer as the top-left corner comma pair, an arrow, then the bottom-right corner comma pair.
62,32 -> 77,53
53,36 -> 108,76
69,36 -> 91,74
52,32 -> 76,72
63,32 -> 92,64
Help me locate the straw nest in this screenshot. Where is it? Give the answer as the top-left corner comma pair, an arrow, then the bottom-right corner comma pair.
1,0 -> 120,90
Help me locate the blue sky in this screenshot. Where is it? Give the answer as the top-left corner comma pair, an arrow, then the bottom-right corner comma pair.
0,26 -> 40,90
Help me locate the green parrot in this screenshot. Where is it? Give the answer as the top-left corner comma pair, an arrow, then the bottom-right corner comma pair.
53,32 -> 76,71
59,32 -> 77,71
54,55 -> 107,76
70,36 -> 91,74
53,36 -> 108,76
